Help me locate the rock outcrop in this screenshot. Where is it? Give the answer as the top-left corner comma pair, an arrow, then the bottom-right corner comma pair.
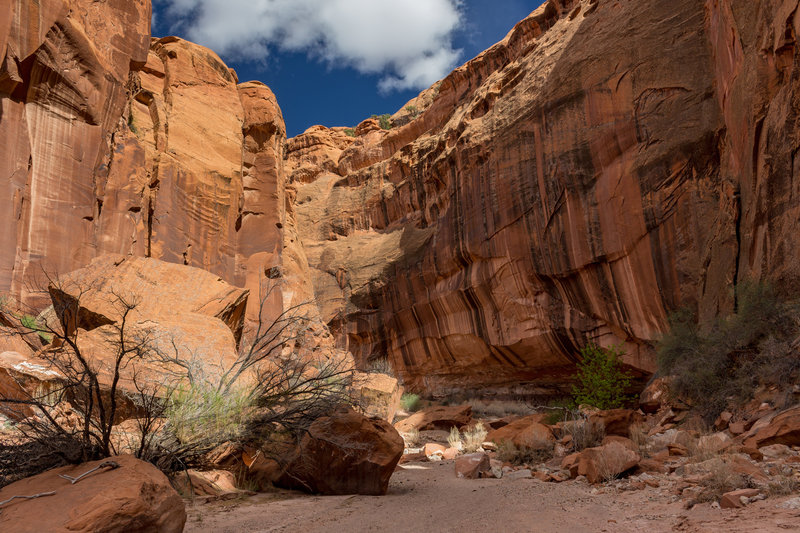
0,455 -> 186,532
0,3 -> 286,323
4,0 -> 800,395
285,0 -> 800,394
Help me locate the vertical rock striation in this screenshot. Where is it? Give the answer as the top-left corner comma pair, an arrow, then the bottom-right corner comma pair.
288,0 -> 800,394
2,0 -> 800,395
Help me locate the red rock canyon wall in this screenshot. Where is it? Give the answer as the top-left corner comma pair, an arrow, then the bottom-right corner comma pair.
2,0 -> 800,395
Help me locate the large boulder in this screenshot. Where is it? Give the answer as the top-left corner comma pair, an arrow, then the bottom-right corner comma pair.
394,404 -> 473,433
351,371 -> 403,422
0,455 -> 185,532
578,442 -> 640,484
486,413 -> 554,448
743,406 -> 800,449
278,407 -> 404,495
50,255 -> 249,344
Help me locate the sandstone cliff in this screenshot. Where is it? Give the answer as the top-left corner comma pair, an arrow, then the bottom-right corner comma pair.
0,1 -> 287,321
2,0 -> 800,396
287,0 -> 800,394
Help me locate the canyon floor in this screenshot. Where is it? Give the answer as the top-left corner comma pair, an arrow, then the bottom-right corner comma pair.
185,459 -> 800,533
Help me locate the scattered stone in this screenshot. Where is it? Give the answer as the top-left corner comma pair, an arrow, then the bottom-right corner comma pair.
744,407 -> 800,448
172,469 -> 240,497
778,497 -> 800,509
504,469 -> 533,480
720,488 -> 761,509
423,443 -> 447,460
455,453 -> 490,479
443,447 -> 459,460
0,455 -> 185,532
714,411 -> 733,431
562,453 -> 581,478
759,444 -> 793,459
668,443 -> 688,456
639,378 -> 671,413
589,409 -> 644,437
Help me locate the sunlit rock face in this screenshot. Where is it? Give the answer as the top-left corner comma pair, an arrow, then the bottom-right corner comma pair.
287,0 -> 800,394
0,2 -> 286,320
3,0 -> 800,395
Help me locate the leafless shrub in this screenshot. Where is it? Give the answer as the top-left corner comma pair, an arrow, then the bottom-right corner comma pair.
0,275 -> 354,485
496,438 -> 554,466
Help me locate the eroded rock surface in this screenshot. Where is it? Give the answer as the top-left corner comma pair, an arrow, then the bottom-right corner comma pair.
286,0 -> 800,394
4,0 -> 800,395
0,454 -> 186,532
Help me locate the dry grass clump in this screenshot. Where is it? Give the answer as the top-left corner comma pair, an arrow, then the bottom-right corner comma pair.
497,438 -> 554,466
766,474 -> 800,496
401,428 -> 421,448
447,427 -> 462,450
462,422 -> 488,453
694,457 -> 754,503
561,416 -> 605,452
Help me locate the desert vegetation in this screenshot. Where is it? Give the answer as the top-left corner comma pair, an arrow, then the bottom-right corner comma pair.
0,275 -> 354,487
657,281 -> 800,421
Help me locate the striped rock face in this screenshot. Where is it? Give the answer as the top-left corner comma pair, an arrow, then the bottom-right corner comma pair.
286,0 -> 800,394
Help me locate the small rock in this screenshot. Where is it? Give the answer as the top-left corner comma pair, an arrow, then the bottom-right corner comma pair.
455,452 -> 490,479
423,442 -> 447,459
720,488 -> 761,509
504,469 -> 533,480
778,497 -> 800,509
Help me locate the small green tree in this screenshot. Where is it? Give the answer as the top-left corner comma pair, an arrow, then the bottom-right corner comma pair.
571,343 -> 633,409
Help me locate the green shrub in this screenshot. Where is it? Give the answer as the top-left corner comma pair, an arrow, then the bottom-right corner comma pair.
372,113 -> 392,130
571,343 -> 633,410
401,393 -> 421,412
658,280 -> 799,420
404,105 -> 420,119
343,128 -> 356,137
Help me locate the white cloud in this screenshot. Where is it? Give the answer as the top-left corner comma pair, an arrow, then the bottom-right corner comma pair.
160,0 -> 463,92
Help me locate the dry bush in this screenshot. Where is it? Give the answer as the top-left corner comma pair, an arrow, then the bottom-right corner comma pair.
594,448 -> 623,483
658,281 -> 800,421
497,439 -> 554,466
462,422 -> 488,453
766,474 -> 800,496
694,457 -> 754,503
0,277 -> 354,485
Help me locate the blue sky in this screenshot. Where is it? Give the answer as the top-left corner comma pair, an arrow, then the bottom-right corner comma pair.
152,1 -> 544,138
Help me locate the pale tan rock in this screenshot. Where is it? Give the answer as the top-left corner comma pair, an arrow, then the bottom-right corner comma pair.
424,442 -> 447,460
0,455 -> 185,532
351,371 -> 403,422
